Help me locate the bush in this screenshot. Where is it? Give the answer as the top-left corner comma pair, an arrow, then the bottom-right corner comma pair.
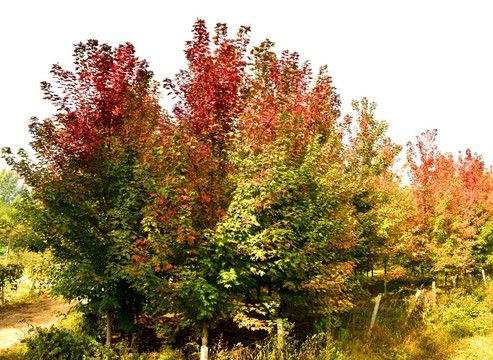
20,323 -> 168,360
0,345 -> 27,360
426,287 -> 493,339
0,264 -> 23,291
22,325 -> 98,360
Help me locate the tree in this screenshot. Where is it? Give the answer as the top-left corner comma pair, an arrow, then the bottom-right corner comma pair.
223,42 -> 357,326
404,130 -> 493,278
134,21 -> 251,354
344,99 -> 403,276
2,40 -> 162,343
0,169 -> 25,205
0,263 -> 23,305
0,170 -> 26,266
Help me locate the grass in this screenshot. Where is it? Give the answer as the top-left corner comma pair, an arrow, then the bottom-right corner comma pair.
2,278 -> 493,359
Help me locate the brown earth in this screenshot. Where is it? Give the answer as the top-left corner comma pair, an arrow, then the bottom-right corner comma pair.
0,298 -> 74,349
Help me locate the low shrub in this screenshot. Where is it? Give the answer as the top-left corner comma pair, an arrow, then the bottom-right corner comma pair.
426,287 -> 493,339
22,325 -> 98,360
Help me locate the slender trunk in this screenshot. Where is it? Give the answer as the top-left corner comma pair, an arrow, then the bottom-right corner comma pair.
4,243 -> 9,266
201,323 -> 209,360
1,286 -> 4,306
277,320 -> 284,359
106,311 -> 112,346
371,263 -> 374,277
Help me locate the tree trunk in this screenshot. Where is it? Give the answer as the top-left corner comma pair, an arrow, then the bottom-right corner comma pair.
4,243 -> 9,266
106,311 -> 112,346
277,320 -> 285,359
201,323 -> 209,360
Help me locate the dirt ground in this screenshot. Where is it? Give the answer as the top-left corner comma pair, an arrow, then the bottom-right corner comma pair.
0,298 -> 74,349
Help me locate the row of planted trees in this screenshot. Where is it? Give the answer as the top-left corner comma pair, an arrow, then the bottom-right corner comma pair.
2,20 -> 493,356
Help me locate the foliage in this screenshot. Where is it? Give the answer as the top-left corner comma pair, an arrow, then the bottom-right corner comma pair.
0,169 -> 25,205
0,192 -> 26,251
345,98 -> 404,274
2,39 -> 162,337
5,18 -> 493,358
22,325 -> 98,360
404,130 -> 493,276
23,252 -> 54,293
134,21 -> 392,343
135,21 -> 251,341
0,170 -> 27,257
425,287 -> 493,338
224,138 -> 356,323
0,263 -> 23,290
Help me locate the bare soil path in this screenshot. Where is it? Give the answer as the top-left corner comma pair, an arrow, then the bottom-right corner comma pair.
0,298 -> 74,349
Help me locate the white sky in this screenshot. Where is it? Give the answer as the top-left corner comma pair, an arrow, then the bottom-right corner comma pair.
1,0 -> 492,170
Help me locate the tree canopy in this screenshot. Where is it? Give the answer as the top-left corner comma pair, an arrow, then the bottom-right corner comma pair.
2,20 -> 492,355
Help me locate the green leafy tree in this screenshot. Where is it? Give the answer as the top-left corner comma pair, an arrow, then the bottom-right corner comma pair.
0,169 -> 25,205
0,170 -> 26,265
0,263 -> 23,305
345,99 -> 403,276
222,41 -> 358,327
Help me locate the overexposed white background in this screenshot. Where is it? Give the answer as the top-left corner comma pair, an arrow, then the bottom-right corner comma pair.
1,0 -> 492,169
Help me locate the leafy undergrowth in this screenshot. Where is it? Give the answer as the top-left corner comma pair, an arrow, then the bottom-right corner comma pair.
2,283 -> 493,359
